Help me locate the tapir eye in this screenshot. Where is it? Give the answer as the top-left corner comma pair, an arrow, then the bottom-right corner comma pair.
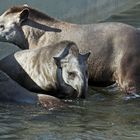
0,25 -> 4,30
68,71 -> 76,79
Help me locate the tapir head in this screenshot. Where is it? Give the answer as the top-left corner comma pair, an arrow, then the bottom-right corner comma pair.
54,42 -> 90,98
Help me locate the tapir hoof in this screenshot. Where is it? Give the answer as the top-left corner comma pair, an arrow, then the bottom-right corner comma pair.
37,94 -> 66,110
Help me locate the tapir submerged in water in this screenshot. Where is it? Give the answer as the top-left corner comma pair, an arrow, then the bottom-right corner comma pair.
0,70 -> 65,109
0,5 -> 140,98
0,41 -> 90,99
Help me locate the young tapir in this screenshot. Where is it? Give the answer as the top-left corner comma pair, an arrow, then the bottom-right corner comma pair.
0,41 -> 90,99
0,5 -> 140,98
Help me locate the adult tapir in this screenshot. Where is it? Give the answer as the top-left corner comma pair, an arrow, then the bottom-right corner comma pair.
0,5 -> 140,97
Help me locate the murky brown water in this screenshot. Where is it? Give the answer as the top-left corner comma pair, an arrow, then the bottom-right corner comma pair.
0,1 -> 140,140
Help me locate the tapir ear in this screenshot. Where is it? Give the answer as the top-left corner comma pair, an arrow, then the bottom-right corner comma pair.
80,52 -> 91,61
18,8 -> 29,24
53,57 -> 61,68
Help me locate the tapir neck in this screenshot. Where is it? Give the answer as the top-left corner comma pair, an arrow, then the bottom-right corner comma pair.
22,25 -> 45,49
21,19 -> 62,49
14,48 -> 58,90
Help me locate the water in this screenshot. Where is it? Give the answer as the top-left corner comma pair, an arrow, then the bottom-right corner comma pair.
0,88 -> 139,140
0,0 -> 140,140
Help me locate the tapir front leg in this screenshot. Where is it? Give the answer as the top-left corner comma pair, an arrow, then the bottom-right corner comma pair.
0,70 -> 64,109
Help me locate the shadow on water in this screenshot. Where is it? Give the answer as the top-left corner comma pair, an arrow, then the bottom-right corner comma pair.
0,0 -> 140,140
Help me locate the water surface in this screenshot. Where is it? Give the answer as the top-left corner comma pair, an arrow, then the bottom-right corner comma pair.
0,87 -> 139,140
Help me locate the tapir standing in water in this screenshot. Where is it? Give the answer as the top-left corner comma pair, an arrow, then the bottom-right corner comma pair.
0,41 -> 90,99
0,5 -> 140,98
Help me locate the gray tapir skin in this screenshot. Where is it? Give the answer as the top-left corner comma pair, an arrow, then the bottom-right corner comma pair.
0,5 -> 140,97
0,41 -> 90,99
0,70 -> 64,109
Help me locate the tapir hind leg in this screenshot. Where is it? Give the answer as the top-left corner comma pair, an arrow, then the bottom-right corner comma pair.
0,70 -> 64,109
114,54 -> 140,99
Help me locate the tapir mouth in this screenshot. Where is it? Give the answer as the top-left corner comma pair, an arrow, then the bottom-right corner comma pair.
59,86 -> 79,99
